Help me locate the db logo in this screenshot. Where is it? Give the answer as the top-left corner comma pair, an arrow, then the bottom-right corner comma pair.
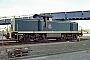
48,24 -> 52,29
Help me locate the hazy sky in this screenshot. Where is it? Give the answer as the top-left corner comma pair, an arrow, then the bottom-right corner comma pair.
0,0 -> 90,16
0,0 -> 90,29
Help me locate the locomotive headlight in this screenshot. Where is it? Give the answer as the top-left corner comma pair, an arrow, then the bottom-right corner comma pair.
12,53 -> 15,55
6,49 -> 12,53
25,47 -> 28,50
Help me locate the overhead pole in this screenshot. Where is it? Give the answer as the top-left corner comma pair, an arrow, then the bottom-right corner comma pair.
2,31 -> 4,46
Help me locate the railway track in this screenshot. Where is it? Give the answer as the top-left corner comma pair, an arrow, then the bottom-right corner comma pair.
0,39 -> 59,46
11,49 -> 90,60
3,43 -> 90,60
0,38 -> 88,46
0,38 -> 89,60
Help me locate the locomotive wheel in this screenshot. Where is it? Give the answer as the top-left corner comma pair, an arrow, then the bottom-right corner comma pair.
36,34 -> 47,43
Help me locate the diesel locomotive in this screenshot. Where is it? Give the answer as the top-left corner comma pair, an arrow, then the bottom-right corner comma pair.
7,14 -> 82,42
